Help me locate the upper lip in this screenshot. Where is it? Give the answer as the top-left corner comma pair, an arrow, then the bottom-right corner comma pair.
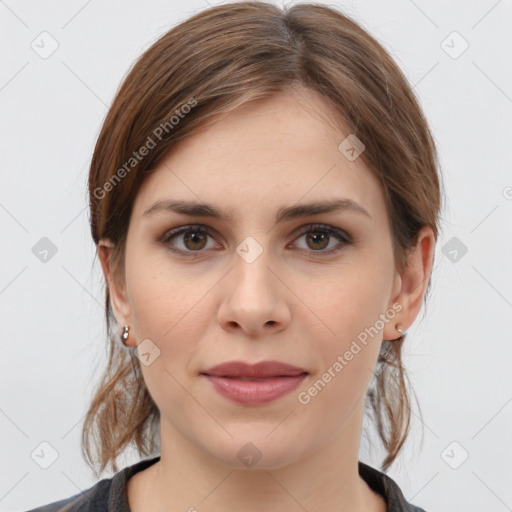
201,360 -> 308,378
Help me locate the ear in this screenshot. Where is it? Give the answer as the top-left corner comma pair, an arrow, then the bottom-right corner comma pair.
97,238 -> 133,343
383,226 -> 436,340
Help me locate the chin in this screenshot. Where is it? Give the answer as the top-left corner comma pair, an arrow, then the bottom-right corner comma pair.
203,433 -> 307,471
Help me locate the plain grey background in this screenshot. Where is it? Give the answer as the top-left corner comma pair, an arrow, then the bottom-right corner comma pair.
1,1 -> 511,511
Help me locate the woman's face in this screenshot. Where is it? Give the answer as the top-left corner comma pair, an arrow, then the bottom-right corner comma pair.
111,88 -> 403,469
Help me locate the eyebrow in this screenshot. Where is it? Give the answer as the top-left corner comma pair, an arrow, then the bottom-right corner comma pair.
143,198 -> 371,223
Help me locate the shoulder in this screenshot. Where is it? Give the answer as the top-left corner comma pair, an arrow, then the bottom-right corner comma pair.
23,479 -> 110,512
358,461 -> 428,512
23,456 -> 161,512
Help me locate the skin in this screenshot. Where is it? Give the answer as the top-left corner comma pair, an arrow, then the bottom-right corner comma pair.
98,87 -> 435,512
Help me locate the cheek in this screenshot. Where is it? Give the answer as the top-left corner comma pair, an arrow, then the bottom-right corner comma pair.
126,252 -> 219,378
296,258 -> 390,343
297,275 -> 385,431
127,263 -> 206,413
293,258 -> 390,405
126,247 -> 205,336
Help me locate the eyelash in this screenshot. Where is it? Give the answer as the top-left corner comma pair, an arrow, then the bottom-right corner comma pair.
160,223 -> 353,258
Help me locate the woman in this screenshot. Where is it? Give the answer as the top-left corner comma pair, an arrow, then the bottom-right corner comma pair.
27,1 -> 442,511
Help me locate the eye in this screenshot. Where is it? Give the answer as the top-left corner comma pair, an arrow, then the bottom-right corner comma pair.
160,225 -> 219,255
160,223 -> 352,257
291,224 -> 352,255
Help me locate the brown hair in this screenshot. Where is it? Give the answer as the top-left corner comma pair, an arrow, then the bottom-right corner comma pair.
83,0 -> 443,477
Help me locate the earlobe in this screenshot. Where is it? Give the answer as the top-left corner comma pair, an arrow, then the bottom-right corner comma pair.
384,227 -> 436,339
97,238 -> 131,327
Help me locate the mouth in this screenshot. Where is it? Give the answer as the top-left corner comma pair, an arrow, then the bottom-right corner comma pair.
200,360 -> 309,379
199,360 -> 309,405
201,375 -> 308,380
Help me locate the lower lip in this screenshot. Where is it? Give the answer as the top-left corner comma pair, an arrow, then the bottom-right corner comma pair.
202,374 -> 308,405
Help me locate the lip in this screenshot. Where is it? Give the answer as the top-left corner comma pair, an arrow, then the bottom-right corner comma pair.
201,360 -> 308,378
202,374 -> 308,405
200,360 -> 309,406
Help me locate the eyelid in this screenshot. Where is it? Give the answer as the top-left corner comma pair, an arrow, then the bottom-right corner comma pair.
294,223 -> 352,243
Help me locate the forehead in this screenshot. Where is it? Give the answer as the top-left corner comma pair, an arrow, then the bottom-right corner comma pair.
131,90 -> 384,222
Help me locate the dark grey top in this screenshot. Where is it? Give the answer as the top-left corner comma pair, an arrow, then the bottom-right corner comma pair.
25,456 -> 427,512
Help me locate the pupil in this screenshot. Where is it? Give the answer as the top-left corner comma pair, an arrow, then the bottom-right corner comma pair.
186,231 -> 206,250
308,232 -> 328,250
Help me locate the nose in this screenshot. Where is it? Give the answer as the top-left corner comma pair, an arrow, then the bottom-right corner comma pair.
217,247 -> 291,337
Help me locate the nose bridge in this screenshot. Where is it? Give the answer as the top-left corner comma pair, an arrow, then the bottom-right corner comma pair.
232,237 -> 275,305
217,235 -> 290,335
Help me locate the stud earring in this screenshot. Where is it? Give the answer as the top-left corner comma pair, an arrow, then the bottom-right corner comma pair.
386,324 -> 405,342
395,324 -> 406,339
121,325 -> 130,346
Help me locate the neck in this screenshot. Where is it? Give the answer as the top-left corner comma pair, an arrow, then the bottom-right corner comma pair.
133,397 -> 385,512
